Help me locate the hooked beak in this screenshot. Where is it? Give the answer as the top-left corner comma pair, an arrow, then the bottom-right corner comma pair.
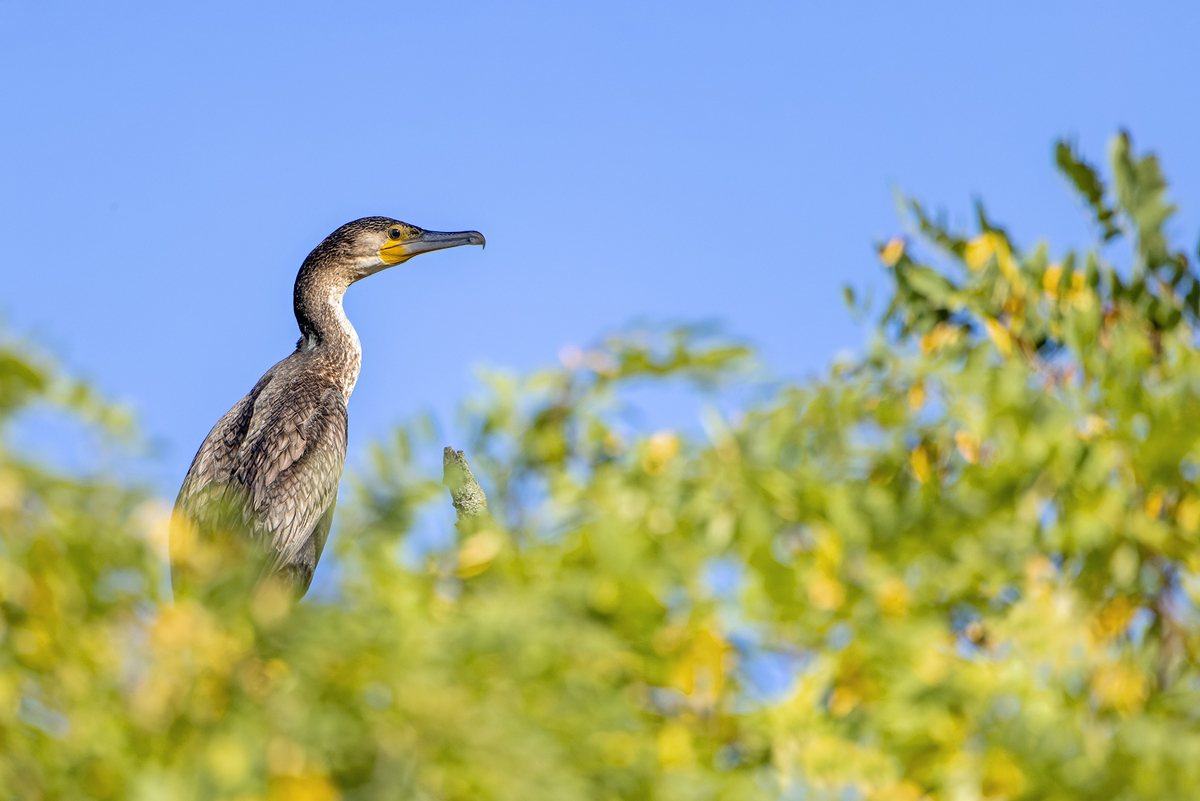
378,228 -> 486,265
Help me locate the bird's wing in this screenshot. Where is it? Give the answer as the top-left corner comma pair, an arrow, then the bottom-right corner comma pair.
235,377 -> 348,573
172,392 -> 258,552
172,370 -> 348,595
280,496 -> 337,594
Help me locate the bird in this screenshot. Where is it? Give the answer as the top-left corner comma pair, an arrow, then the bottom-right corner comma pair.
169,217 -> 485,601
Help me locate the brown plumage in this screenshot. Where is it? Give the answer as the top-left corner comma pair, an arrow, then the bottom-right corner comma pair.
170,217 -> 484,600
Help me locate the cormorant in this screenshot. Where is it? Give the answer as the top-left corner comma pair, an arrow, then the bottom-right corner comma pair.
170,217 -> 484,600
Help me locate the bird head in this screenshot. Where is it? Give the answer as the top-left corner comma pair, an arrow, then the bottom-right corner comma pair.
311,217 -> 486,282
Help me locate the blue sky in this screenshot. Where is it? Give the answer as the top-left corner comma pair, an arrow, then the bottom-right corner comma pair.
3,1 -> 1199,495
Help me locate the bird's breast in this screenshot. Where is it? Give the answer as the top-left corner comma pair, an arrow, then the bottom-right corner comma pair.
340,345 -> 362,399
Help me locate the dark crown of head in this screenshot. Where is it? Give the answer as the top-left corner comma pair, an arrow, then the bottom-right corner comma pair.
306,217 -> 404,262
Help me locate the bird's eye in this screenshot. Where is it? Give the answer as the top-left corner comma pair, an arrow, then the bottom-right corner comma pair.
388,227 -> 403,240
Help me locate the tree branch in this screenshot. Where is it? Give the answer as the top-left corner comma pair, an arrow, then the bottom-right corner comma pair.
441,447 -> 491,532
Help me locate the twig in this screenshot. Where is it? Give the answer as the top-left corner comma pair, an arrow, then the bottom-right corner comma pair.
441,447 -> 491,532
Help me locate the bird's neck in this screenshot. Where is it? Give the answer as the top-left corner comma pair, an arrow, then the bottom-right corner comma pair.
295,273 -> 363,399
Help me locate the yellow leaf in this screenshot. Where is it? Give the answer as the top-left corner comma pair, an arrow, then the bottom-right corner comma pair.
268,775 -> 340,801
808,573 -> 845,611
910,445 -> 932,483
207,735 -> 250,788
874,578 -> 909,617
456,529 -> 503,577
811,522 -> 843,569
879,238 -> 905,266
1078,414 -> 1109,440
915,647 -> 950,685
870,780 -> 925,801
656,722 -> 695,768
1091,595 -> 1134,642
983,318 -> 1013,356
1024,555 -> 1055,600
828,686 -> 859,716
1092,663 -> 1148,713
982,749 -> 1027,800
251,579 -> 294,627
1002,293 -> 1025,320
1177,496 -> 1200,533
954,430 -> 979,464
1043,263 -> 1063,299
0,468 -> 22,513
965,232 -> 1019,282
995,241 -> 1019,282
669,628 -> 727,701
642,431 -> 680,474
1145,487 -> 1167,519
919,323 -> 960,354
906,382 -> 925,411
964,235 -> 995,271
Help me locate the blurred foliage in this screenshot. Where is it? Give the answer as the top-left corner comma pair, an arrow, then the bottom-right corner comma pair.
6,133 -> 1200,799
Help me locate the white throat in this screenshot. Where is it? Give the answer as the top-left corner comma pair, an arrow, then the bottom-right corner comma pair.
299,285 -> 363,399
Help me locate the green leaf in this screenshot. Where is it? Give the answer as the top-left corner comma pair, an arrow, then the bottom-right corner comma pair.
1110,131 -> 1178,270
1055,138 -> 1121,241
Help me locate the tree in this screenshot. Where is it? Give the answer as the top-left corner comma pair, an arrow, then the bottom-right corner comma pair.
2,133 -> 1200,800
